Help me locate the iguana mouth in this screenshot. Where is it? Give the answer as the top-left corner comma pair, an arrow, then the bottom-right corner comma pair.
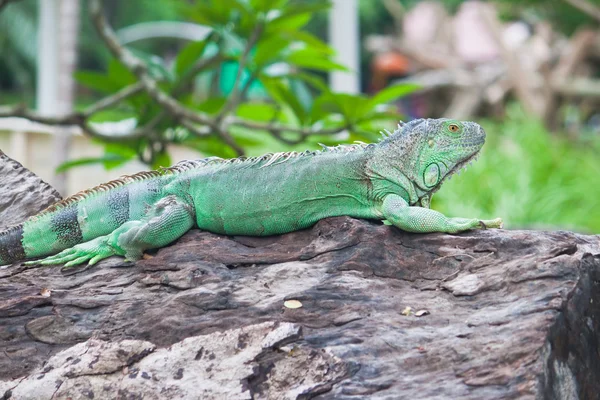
428,150 -> 481,195
450,151 -> 480,177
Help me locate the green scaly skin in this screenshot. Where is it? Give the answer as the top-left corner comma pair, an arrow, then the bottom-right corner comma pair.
0,118 -> 502,268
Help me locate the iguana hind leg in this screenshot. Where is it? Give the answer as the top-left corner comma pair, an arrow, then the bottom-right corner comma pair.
26,195 -> 195,267
381,194 -> 502,234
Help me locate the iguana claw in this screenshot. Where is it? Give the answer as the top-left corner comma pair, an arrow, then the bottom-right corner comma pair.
24,236 -> 116,268
479,218 -> 503,230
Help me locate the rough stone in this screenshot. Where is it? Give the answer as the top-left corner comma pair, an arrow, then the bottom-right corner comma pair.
0,150 -> 62,229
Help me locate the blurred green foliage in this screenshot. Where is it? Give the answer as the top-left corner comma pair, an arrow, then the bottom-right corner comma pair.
66,0 -> 415,169
434,106 -> 600,233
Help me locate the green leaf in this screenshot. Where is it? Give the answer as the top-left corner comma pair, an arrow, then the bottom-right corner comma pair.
250,0 -> 287,13
253,36 -> 290,67
174,39 -> 209,78
152,151 -> 172,169
196,96 -> 227,115
310,93 -> 370,124
335,94 -> 370,123
267,12 -> 312,32
236,102 -> 279,122
348,129 -> 380,143
75,71 -> 121,94
107,59 -> 137,87
55,154 -> 130,173
268,2 -> 331,24
230,131 -> 264,147
261,77 -> 307,124
286,49 -> 347,72
281,30 -> 332,54
187,3 -> 232,27
264,2 -> 331,35
234,1 -> 260,36
286,72 -> 330,93
183,136 -> 237,158
365,83 -> 420,111
359,108 -> 403,124
104,142 -> 138,158
310,93 -> 341,123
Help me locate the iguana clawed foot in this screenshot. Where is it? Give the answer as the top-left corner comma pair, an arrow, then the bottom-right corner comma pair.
24,236 -> 117,268
478,218 -> 503,230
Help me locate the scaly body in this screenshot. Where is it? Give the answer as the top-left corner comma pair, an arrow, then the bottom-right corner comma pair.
0,118 -> 502,268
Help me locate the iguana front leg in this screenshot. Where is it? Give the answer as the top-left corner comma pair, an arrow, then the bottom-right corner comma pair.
381,194 -> 502,234
26,195 -> 195,267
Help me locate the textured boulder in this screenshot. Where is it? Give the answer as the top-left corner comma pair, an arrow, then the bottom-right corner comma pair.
0,150 -> 61,229
0,160 -> 599,399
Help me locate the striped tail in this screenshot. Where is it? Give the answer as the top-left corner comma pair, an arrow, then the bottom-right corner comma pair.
0,158 -> 208,266
0,224 -> 26,266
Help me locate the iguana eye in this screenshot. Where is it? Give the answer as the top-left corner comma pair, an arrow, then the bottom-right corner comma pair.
448,124 -> 460,133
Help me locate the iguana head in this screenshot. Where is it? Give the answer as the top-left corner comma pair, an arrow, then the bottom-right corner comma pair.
380,118 -> 485,196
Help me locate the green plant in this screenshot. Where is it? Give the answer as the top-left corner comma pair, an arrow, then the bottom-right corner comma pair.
63,0 -> 416,170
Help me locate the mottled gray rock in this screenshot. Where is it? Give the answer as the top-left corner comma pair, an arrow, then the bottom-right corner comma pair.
0,159 -> 600,399
0,150 -> 61,229
0,321 -> 343,399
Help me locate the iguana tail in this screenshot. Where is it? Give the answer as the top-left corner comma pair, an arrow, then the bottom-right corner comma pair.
0,224 -> 27,265
0,158 -> 210,266
0,173 -> 169,266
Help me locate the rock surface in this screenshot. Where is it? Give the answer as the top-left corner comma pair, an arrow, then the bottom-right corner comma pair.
1,163 -> 600,399
0,150 -> 62,229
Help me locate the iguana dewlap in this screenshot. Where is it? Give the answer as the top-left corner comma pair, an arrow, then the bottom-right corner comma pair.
0,118 -> 502,268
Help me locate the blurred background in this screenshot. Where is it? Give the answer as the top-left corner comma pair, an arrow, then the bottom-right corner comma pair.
0,0 -> 599,232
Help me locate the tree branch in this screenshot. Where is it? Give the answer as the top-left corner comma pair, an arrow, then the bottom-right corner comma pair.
82,82 -> 145,117
89,0 -> 217,129
0,104 -> 84,126
0,104 -> 150,142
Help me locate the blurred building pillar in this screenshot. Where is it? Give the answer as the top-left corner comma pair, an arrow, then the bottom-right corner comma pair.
328,0 -> 360,94
37,0 -> 59,116
37,0 -> 80,196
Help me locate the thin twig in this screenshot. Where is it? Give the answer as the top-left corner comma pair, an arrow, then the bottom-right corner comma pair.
0,104 -> 83,126
0,104 -> 149,142
0,81 -> 149,141
89,0 -> 217,129
178,119 -> 211,137
82,82 -> 145,117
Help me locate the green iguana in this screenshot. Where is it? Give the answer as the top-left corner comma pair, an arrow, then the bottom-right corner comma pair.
0,118 -> 502,268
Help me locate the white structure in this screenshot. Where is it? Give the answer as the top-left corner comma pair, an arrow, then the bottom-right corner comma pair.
35,0 -> 80,195
328,0 -> 360,94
